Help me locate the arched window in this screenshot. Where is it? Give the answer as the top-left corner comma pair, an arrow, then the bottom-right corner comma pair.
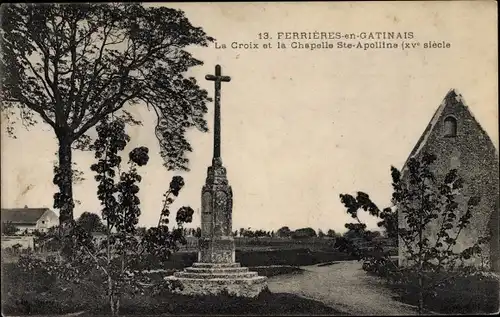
444,116 -> 457,137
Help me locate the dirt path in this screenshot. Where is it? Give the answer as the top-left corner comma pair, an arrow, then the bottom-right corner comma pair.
267,261 -> 418,316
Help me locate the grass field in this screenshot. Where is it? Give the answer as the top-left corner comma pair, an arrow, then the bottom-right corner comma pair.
129,247 -> 357,271
0,260 -> 343,316
3,236 -> 393,269
177,236 -> 340,251
1,237 -> 356,315
132,237 -> 359,271
0,237 -> 393,315
234,237 -> 338,250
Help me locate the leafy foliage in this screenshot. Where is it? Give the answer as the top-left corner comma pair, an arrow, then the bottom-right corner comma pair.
195,227 -> 202,238
53,160 -> 85,206
0,3 -> 213,222
53,159 -> 85,184
291,227 -> 317,239
76,212 -> 107,233
2,260 -> 342,316
17,118 -> 194,316
276,226 -> 292,238
336,152 -> 490,314
238,228 -> 275,238
326,229 -> 339,238
1,221 -> 19,235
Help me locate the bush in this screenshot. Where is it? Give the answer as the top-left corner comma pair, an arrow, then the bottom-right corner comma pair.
396,273 -> 499,314
1,261 -> 106,315
1,261 -> 343,315
365,259 -> 500,314
338,153 -> 492,315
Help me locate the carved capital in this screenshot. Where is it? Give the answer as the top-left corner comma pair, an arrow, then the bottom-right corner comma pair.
212,157 -> 223,167
206,164 -> 229,185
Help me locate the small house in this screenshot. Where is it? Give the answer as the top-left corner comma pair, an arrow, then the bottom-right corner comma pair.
1,207 -> 59,234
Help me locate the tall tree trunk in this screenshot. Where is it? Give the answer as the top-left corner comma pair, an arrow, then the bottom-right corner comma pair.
55,133 -> 74,225
116,298 -> 120,316
109,278 -> 115,316
106,220 -> 115,316
417,180 -> 425,315
418,274 -> 424,315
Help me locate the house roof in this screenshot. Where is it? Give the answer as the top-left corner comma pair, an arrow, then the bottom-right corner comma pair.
401,88 -> 498,174
1,208 -> 52,224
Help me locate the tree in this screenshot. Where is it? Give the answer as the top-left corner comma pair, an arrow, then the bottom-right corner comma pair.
32,226 -> 61,252
369,230 -> 382,239
1,3 -> 214,224
254,229 -> 267,238
240,228 -> 253,238
318,229 -> 325,238
291,227 -> 317,239
49,117 -> 193,315
76,212 -> 107,233
276,226 -> 291,238
1,221 -> 19,235
194,227 -> 201,238
326,229 -> 339,238
343,228 -> 365,241
136,226 -> 147,236
336,153 -> 488,314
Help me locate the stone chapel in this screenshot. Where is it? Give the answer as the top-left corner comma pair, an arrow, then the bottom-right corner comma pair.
398,89 -> 499,272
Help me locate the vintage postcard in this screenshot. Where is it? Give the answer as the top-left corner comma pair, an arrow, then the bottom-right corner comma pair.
1,1 -> 498,316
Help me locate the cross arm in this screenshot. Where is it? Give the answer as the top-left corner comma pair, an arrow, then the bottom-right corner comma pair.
205,75 -> 231,82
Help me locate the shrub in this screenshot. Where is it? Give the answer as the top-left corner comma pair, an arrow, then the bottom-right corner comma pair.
337,152 -> 492,314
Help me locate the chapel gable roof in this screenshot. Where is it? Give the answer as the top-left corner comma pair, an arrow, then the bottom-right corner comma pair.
1,208 -> 53,225
401,88 -> 497,174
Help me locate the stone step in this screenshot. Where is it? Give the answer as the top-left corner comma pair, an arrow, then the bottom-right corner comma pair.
185,267 -> 249,274
166,275 -> 267,284
173,271 -> 258,279
192,262 -> 241,268
164,275 -> 267,297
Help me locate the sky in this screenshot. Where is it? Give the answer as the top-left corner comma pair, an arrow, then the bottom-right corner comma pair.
1,2 -> 498,233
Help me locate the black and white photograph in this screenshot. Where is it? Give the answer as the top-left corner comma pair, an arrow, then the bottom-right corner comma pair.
0,2 -> 498,316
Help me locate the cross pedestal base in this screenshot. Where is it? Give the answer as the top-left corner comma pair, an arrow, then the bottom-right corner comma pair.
198,236 -> 235,263
164,262 -> 268,298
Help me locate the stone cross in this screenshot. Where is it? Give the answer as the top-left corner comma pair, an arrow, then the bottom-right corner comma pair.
205,65 -> 231,164
164,64 -> 267,297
